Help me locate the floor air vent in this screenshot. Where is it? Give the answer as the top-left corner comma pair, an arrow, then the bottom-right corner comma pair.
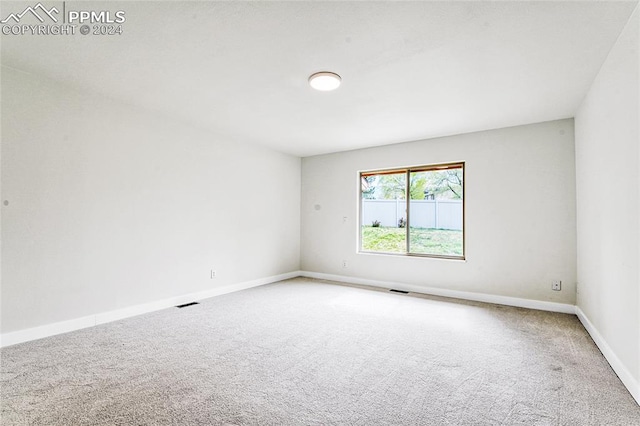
389,289 -> 409,294
176,302 -> 199,308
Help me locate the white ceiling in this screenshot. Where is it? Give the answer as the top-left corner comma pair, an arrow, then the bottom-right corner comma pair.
2,1 -> 638,157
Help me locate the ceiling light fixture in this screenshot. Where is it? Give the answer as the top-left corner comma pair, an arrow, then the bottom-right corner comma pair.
309,71 -> 341,91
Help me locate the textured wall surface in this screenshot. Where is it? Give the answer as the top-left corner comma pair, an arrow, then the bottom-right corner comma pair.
302,120 -> 577,304
1,67 -> 301,333
575,5 -> 639,390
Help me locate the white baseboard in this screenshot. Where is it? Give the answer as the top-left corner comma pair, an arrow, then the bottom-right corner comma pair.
300,271 -> 576,314
576,307 -> 640,405
0,271 -> 300,348
0,315 -> 97,349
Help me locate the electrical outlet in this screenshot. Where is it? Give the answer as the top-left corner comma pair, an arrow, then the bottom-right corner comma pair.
552,280 -> 561,291
210,270 -> 217,279
342,260 -> 348,268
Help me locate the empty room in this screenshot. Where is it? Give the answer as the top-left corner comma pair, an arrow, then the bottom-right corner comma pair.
1,1 -> 639,424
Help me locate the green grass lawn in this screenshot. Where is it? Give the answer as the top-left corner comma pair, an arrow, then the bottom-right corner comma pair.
361,226 -> 463,256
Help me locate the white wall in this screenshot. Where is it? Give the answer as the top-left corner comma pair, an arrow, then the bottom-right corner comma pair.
301,119 -> 576,304
575,4 -> 639,399
1,66 -> 301,334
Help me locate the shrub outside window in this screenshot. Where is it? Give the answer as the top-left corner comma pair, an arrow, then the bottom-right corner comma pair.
360,162 -> 464,259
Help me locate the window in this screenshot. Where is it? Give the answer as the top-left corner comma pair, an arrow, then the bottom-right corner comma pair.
359,162 -> 464,259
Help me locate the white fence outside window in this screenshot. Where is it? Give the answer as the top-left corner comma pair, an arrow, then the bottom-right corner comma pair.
362,199 -> 463,230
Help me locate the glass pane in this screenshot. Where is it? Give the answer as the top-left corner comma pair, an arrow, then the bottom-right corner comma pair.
409,167 -> 463,256
360,172 -> 407,253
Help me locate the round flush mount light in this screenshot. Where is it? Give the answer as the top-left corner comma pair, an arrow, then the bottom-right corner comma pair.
309,71 -> 341,91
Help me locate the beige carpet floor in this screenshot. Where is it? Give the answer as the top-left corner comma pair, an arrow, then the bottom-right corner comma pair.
1,278 -> 639,425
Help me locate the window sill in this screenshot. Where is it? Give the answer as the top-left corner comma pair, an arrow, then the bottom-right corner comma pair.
357,250 -> 466,261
